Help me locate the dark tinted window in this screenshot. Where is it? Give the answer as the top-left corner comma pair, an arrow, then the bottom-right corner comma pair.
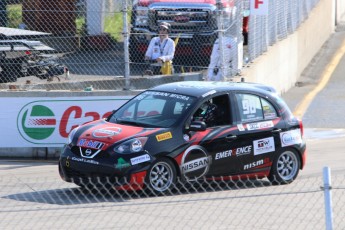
235,93 -> 278,123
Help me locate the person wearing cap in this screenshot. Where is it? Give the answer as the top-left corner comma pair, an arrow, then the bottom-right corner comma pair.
144,22 -> 175,75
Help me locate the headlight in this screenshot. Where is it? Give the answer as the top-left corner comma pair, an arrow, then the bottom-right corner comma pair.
114,137 -> 148,154
67,127 -> 79,144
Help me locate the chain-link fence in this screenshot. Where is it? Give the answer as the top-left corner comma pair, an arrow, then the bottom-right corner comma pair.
0,169 -> 344,229
0,0 -> 320,91
246,0 -> 321,61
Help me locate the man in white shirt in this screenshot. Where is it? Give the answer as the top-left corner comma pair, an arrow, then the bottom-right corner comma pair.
144,22 -> 175,75
207,36 -> 238,81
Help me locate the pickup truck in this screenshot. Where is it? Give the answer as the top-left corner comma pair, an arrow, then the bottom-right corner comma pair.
129,0 -> 243,69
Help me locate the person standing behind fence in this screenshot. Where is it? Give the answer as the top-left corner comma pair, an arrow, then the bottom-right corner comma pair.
207,36 -> 237,81
144,22 -> 175,75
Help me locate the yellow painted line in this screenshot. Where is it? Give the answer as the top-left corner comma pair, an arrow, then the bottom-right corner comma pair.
293,39 -> 345,118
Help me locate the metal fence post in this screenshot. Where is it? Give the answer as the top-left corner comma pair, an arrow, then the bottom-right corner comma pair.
122,0 -> 130,90
216,0 -> 225,81
322,167 -> 334,230
0,0 -> 7,27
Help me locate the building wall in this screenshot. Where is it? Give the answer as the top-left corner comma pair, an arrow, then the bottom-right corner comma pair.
243,0 -> 334,94
22,0 -> 77,35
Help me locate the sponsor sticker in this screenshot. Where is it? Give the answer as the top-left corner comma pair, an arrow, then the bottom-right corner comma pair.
156,132 -> 173,142
237,124 -> 245,131
253,137 -> 275,155
130,154 -> 150,165
115,157 -> 131,169
215,145 -> 252,160
71,157 -> 99,165
235,145 -> 252,156
247,121 -> 274,131
215,150 -> 232,160
280,129 -> 302,147
92,127 -> 122,138
243,158 -> 270,170
77,139 -> 105,150
183,134 -> 190,142
180,145 -> 211,181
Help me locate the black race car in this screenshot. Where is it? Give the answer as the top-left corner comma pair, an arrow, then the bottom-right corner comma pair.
59,81 -> 307,193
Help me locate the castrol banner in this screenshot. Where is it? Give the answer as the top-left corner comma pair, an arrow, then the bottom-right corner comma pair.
0,96 -> 132,147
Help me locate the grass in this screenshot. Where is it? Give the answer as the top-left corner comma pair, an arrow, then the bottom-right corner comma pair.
7,3 -> 130,42
104,12 -> 124,42
7,4 -> 22,28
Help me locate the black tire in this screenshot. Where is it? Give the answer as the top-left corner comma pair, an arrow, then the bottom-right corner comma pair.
268,149 -> 300,185
146,158 -> 177,194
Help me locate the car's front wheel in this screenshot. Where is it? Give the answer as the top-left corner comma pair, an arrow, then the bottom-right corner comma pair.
146,158 -> 177,194
268,149 -> 300,185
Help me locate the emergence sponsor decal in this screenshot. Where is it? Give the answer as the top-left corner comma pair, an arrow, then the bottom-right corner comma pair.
215,145 -> 252,160
253,137 -> 275,155
280,129 -> 302,147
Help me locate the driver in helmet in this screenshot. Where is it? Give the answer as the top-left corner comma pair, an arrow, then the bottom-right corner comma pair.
193,101 -> 218,127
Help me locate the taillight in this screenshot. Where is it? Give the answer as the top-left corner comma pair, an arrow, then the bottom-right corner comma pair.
25,51 -> 31,55
298,119 -> 304,137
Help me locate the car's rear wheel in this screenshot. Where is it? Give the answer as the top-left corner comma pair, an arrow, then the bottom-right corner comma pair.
146,158 -> 177,194
268,149 -> 300,185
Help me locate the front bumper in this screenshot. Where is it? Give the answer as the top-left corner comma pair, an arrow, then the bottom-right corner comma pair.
59,145 -> 152,190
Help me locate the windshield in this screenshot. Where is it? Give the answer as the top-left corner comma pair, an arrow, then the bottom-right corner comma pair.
108,91 -> 196,128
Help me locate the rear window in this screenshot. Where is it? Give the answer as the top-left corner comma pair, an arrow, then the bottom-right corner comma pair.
235,93 -> 278,123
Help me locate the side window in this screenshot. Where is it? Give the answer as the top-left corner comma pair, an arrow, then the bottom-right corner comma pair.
173,101 -> 191,115
261,98 -> 278,120
190,94 -> 231,128
235,93 -> 263,122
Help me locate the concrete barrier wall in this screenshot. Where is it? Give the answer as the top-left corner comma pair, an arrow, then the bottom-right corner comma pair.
337,0 -> 345,23
242,0 -> 334,95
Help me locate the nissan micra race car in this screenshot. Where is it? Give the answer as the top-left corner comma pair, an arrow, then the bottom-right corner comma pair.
59,81 -> 306,193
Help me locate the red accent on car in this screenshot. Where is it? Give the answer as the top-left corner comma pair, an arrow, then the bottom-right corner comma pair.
298,119 -> 304,137
115,171 -> 147,191
301,149 -> 307,169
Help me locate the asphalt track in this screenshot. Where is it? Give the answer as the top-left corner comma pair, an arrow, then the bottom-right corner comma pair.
1,26 -> 345,229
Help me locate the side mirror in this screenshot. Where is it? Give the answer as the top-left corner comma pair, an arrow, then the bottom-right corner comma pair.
189,121 -> 206,131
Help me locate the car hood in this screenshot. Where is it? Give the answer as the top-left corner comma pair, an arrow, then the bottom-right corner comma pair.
76,120 -> 163,148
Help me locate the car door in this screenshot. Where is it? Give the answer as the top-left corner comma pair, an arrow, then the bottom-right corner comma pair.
189,94 -> 244,176
231,91 -> 286,173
